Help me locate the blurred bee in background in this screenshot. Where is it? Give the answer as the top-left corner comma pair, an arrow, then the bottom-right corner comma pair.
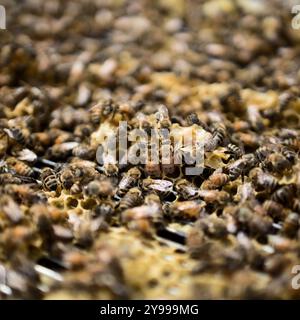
165,200 -> 204,220
6,157 -> 35,178
122,193 -> 163,236
90,98 -> 118,125
84,179 -> 114,199
119,187 -> 143,211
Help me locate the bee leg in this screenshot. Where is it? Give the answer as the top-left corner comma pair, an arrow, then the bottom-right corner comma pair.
37,158 -> 60,169
32,167 -> 42,174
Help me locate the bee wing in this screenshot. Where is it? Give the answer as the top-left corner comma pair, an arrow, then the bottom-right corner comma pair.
18,149 -> 38,162
60,142 -> 79,150
3,128 -> 14,139
149,179 -> 173,192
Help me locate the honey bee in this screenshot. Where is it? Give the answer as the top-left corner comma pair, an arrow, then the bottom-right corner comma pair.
142,177 -> 173,198
47,142 -> 79,160
84,179 -> 114,198
268,235 -> 296,253
70,160 -> 99,184
233,132 -> 259,149
90,99 -> 118,124
281,147 -> 296,164
0,173 -> 22,185
281,212 -> 299,238
50,106 -> 89,130
198,214 -> 228,239
73,220 -> 94,248
3,184 -> 44,205
49,129 -> 74,145
94,200 -> 115,221
219,86 -> 244,114
0,224 -> 36,257
90,103 -> 103,125
35,212 -> 56,252
28,132 -> 51,154
127,219 -> 153,236
122,202 -> 161,224
59,166 -> 75,190
247,105 -> 264,131
0,129 -> 9,157
117,167 -> 141,196
278,92 -> 296,112
198,189 -> 230,204
156,105 -> 171,129
102,162 -> 119,177
166,200 -> 204,220
236,205 -> 273,238
174,179 -> 199,199
6,157 -> 34,177
186,112 -> 201,126
205,123 -> 227,151
40,167 -> 60,192
227,143 -> 243,159
232,120 -> 250,132
144,192 -> 161,206
278,128 -> 299,140
263,153 -> 292,173
205,172 -> 229,189
70,182 -> 82,195
264,255 -> 288,276
254,146 -> 270,163
0,195 -> 24,224
119,187 -> 143,211
282,138 -> 300,151
74,124 -> 93,139
98,153 -> 119,177
72,144 -> 95,160
5,126 -> 28,146
250,168 -> 278,192
272,185 -> 295,205
117,102 -> 135,118
263,200 -> 286,220
186,112 -> 209,131
141,119 -> 153,136
46,205 -> 68,223
227,153 -> 257,180
122,196 -> 162,235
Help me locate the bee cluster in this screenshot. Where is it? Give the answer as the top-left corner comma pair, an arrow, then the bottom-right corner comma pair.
1,0 -> 300,299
